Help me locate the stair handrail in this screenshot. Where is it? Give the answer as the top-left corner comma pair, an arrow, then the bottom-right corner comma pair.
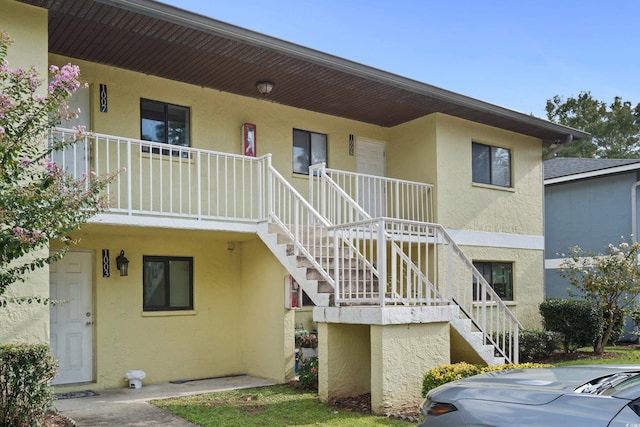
311,161 -> 520,362
311,164 -> 434,223
433,223 -> 522,363
310,164 -> 439,306
264,157 -> 336,288
309,163 -> 370,225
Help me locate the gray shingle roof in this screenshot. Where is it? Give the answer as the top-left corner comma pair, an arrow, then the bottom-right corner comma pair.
544,157 -> 640,180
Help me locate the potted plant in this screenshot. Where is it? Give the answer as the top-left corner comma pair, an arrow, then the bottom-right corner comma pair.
299,333 -> 318,360
295,329 -> 309,349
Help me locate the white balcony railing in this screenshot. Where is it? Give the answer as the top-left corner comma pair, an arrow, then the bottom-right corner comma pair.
50,128 -> 267,223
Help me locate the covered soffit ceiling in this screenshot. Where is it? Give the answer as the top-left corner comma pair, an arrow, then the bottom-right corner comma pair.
17,0 -> 590,146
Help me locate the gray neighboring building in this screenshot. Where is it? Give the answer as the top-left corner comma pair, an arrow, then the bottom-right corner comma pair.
544,157 -> 640,303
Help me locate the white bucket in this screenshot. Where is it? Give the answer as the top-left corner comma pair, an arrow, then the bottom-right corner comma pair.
124,369 -> 146,389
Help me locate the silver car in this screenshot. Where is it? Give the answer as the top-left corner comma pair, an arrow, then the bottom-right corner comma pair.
419,365 -> 640,426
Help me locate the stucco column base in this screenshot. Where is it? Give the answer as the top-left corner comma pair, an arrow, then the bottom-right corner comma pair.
315,306 -> 454,415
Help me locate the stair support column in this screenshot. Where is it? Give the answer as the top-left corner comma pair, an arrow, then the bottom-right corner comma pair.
315,305 -> 456,415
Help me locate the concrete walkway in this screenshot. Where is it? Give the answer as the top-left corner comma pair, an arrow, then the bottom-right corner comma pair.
55,375 -> 277,426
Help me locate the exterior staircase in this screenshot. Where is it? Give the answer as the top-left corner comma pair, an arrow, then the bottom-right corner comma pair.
258,162 -> 521,365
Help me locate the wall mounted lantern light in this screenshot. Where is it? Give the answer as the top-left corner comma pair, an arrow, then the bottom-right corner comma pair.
256,80 -> 274,96
115,250 -> 129,277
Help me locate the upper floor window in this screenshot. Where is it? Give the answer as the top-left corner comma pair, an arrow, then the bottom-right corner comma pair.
472,142 -> 511,187
141,98 -> 190,151
143,256 -> 193,311
293,128 -> 327,174
473,261 -> 513,301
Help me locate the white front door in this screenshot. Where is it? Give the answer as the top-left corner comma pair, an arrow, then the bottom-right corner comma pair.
50,251 -> 94,385
356,139 -> 386,217
51,85 -> 90,177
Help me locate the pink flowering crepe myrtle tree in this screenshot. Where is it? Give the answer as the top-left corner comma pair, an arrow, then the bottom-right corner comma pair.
0,32 -> 119,305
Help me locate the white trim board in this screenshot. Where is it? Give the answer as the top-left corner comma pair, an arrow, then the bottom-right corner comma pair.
447,229 -> 544,250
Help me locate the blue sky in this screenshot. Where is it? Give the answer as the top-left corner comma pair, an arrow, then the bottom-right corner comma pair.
161,1 -> 638,119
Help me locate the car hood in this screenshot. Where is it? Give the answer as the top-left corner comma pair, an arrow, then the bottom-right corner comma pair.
429,366 -> 640,405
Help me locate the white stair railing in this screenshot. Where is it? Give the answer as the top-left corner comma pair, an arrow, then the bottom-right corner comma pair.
311,163 -> 520,363
263,156 -> 336,289
434,224 -> 521,363
329,218 -> 521,363
310,164 -> 434,223
309,164 -> 440,305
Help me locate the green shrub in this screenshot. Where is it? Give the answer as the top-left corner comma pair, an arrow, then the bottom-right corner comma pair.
540,299 -> 600,353
422,362 -> 552,397
0,344 -> 57,426
519,329 -> 559,362
492,329 -> 559,362
422,362 -> 482,397
297,356 -> 318,390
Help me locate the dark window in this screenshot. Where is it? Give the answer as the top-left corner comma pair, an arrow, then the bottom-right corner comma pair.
143,256 -> 193,311
141,98 -> 190,156
473,261 -> 513,301
472,142 -> 511,187
293,128 -> 327,174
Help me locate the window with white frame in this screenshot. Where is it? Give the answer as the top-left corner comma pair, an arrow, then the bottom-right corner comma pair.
140,98 -> 190,155
293,128 -> 327,174
143,256 -> 193,311
472,142 -> 511,187
472,261 -> 513,301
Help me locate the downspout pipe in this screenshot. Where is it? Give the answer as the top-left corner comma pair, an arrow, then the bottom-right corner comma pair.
543,134 -> 573,160
632,181 -> 640,243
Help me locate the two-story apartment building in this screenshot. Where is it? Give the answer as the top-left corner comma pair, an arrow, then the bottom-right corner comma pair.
1,0 -> 589,413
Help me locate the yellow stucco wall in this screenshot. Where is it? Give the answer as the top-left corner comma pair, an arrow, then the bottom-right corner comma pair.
458,246 -> 544,328
382,113 -> 545,328
0,0 -> 50,345
47,54 -> 390,197
434,114 -> 543,236
51,224 -> 288,389
317,323 -> 371,403
371,323 -> 449,414
388,115 -> 438,187
240,238 -> 294,382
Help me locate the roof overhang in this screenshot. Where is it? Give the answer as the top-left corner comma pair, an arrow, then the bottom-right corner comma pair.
17,0 -> 590,145
545,162 -> 640,185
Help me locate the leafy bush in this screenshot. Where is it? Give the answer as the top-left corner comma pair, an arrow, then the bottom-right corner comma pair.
540,299 -> 600,353
297,356 -> 318,390
0,344 -> 57,426
492,329 -> 559,362
421,362 -> 482,397
519,329 -> 559,362
422,362 -> 551,397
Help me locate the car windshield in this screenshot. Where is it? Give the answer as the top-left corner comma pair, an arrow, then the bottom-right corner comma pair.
599,373 -> 640,396
576,372 -> 640,395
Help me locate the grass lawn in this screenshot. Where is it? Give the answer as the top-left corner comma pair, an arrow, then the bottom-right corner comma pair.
152,384 -> 415,427
153,345 -> 640,426
552,344 -> 640,366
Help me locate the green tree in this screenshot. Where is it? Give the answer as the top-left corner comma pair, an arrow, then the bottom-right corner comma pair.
544,92 -> 640,159
558,239 -> 640,354
0,32 -> 117,304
